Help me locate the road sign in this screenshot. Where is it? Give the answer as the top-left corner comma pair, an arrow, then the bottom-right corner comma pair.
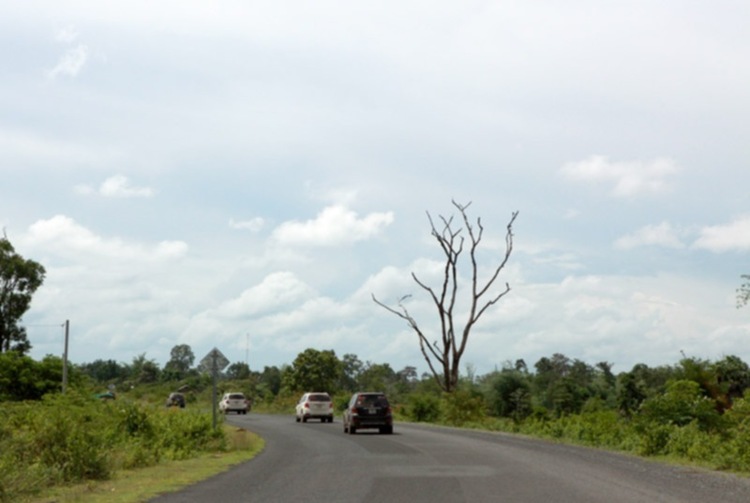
199,347 -> 230,374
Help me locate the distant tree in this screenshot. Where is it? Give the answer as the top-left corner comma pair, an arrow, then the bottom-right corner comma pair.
339,353 -> 363,392
373,201 -> 518,392
675,355 -> 729,411
616,371 -> 647,417
79,359 -> 129,383
713,355 -> 750,406
737,274 -> 750,308
639,379 -> 721,431
488,370 -> 532,420
164,344 -> 195,377
258,365 -> 283,397
0,234 -> 46,354
226,361 -> 251,380
532,354 -> 597,415
131,353 -> 161,383
358,362 -> 397,394
283,348 -> 342,393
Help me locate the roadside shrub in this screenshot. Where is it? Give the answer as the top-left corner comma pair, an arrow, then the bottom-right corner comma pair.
638,379 -> 722,431
441,390 -> 486,426
635,422 -> 674,456
0,390 -> 226,502
406,393 -> 441,422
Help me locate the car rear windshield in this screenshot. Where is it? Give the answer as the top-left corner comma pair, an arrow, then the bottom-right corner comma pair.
357,394 -> 388,407
228,394 -> 245,400
309,394 -> 331,402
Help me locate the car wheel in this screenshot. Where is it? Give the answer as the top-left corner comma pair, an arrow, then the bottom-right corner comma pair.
302,416 -> 307,423
349,426 -> 356,435
295,415 -> 300,423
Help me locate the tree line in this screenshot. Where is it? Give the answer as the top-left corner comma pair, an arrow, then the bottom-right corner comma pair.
54,344 -> 750,426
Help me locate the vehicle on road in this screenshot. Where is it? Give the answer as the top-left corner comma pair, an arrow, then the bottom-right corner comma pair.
342,392 -> 393,434
295,392 -> 334,423
165,392 -> 185,408
219,392 -> 249,414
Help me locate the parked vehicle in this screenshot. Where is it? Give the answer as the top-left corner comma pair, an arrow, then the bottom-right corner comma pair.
295,392 -> 334,423
165,392 -> 185,408
342,392 -> 393,434
219,392 -> 249,414
95,390 -> 116,401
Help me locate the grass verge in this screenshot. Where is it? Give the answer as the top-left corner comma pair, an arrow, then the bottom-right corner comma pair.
23,426 -> 264,503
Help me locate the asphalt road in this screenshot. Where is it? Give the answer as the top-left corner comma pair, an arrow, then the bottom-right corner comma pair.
151,413 -> 750,502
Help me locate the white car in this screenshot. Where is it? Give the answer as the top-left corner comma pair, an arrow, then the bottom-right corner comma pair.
219,392 -> 249,414
295,392 -> 334,423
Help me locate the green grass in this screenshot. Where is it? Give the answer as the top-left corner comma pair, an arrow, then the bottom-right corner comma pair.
23,426 -> 264,503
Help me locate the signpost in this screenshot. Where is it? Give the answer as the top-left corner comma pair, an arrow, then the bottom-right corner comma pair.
199,347 -> 230,430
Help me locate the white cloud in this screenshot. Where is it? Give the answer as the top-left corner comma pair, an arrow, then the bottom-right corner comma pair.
48,44 -> 89,79
76,175 -> 154,198
229,217 -> 265,232
615,222 -> 686,250
272,204 -> 394,246
55,26 -> 79,44
692,216 -> 750,252
560,155 -> 679,197
214,272 -> 317,319
23,215 -> 186,261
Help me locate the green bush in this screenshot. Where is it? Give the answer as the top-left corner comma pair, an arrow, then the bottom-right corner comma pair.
441,390 -> 486,426
0,390 -> 225,502
406,393 -> 441,422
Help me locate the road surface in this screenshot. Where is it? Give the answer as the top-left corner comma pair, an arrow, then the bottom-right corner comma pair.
151,413 -> 750,502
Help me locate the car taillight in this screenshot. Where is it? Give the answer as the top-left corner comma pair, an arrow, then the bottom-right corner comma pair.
328,402 -> 333,409
304,402 -> 309,408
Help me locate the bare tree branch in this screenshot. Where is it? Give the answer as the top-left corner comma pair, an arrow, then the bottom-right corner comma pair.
372,201 -> 518,392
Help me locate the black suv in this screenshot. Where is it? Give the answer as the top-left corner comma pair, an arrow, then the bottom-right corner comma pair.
343,392 -> 393,434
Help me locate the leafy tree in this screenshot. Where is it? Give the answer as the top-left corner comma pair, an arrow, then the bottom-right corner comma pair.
339,353 -> 363,392
488,370 -> 532,420
259,365 -> 283,397
713,355 -> 750,407
639,379 -> 721,431
676,355 -> 719,391
358,362 -> 397,395
373,201 -> 518,392
79,359 -> 130,383
283,348 -> 342,393
616,371 -> 647,417
164,344 -> 195,378
0,352 -> 79,400
0,234 -> 46,354
130,353 -> 161,383
629,362 -> 677,396
226,361 -> 251,380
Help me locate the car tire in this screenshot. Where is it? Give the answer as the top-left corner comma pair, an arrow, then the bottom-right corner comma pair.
296,415 -> 300,422
349,426 -> 356,435
302,416 -> 307,423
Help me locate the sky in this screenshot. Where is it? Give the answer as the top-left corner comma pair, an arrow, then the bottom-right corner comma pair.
2,1 -> 749,377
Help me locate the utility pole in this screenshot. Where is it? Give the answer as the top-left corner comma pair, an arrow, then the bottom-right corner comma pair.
62,319 -> 69,393
246,333 -> 249,368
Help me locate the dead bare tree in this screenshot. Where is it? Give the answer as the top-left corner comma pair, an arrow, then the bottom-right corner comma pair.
372,201 -> 518,392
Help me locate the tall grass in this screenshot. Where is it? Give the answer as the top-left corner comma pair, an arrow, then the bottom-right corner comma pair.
0,391 -> 225,502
